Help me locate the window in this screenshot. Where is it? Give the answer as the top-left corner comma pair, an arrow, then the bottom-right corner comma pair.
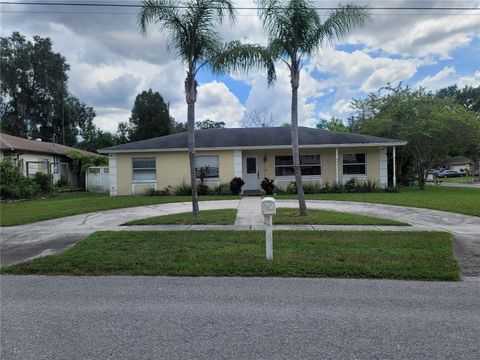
196,156 -> 219,178
132,158 -> 156,181
275,155 -> 321,177
343,153 -> 366,175
246,158 -> 256,174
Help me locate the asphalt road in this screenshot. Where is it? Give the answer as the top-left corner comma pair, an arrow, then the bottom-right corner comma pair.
1,276 -> 480,360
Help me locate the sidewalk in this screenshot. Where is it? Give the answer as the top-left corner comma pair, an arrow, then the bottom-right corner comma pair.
234,196 -> 264,226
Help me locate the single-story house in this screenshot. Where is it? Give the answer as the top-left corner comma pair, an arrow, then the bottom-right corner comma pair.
99,127 -> 407,196
434,156 -> 473,173
0,132 -> 99,187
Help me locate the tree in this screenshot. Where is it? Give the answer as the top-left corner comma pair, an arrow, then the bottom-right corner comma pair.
258,0 -> 369,215
139,0 -> 274,218
242,108 -> 276,127
195,119 -> 226,129
316,117 -> 348,132
0,32 -> 98,147
350,85 -> 480,189
437,85 -> 480,115
127,89 -> 172,141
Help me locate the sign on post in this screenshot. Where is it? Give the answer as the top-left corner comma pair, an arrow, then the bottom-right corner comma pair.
261,197 -> 276,260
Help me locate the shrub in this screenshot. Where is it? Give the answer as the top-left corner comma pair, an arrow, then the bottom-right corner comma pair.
229,177 -> 245,195
55,178 -> 70,188
172,181 -> 192,196
0,159 -> 39,199
261,177 -> 275,195
302,182 -> 323,194
197,183 -> 211,196
146,186 -> 171,196
34,172 -> 53,193
358,180 -> 377,193
344,178 -> 358,193
384,185 -> 400,193
211,183 -> 232,195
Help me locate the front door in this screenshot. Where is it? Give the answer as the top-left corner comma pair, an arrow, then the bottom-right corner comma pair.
243,156 -> 259,190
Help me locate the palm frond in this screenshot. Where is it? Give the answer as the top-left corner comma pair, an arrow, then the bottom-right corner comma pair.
211,40 -> 277,85
318,4 -> 370,44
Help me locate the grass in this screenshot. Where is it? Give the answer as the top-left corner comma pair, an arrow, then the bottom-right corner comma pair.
438,176 -> 475,183
277,186 -> 480,217
125,209 -> 237,225
0,192 -> 239,226
274,208 -> 409,226
1,230 -> 459,281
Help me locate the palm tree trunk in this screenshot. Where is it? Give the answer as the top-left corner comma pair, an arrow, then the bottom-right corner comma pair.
185,72 -> 199,218
291,67 -> 307,216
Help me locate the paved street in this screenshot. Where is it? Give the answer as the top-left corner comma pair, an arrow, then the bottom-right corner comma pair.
1,276 -> 479,360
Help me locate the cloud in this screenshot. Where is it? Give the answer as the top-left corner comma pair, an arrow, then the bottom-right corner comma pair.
417,66 -> 456,90
458,71 -> 480,88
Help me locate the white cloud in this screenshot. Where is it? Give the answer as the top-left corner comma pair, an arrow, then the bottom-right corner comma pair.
171,81 -> 245,127
417,66 -> 456,90
458,71 -> 480,88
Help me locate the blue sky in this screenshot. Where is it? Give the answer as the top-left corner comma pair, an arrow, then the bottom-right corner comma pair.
1,0 -> 479,131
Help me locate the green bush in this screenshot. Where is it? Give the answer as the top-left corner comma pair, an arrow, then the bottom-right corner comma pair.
172,181 -> 192,196
229,177 -> 245,195
211,183 -> 232,195
302,182 -> 323,194
34,172 -> 53,193
55,178 -> 71,188
0,159 -> 39,199
197,183 -> 211,196
261,177 -> 275,195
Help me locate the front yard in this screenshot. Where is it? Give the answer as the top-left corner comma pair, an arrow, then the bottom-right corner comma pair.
278,186 -> 480,217
0,192 -> 239,226
1,230 -> 458,280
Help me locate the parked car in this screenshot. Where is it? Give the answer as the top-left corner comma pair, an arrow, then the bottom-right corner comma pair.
436,170 -> 466,178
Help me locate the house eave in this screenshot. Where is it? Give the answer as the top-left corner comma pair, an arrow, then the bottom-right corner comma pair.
99,142 -> 407,154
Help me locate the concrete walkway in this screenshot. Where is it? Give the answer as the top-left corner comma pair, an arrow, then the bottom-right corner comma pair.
234,196 -> 263,226
1,198 -> 479,276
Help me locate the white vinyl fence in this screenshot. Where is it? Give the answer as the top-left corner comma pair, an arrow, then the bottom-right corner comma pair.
86,166 -> 110,193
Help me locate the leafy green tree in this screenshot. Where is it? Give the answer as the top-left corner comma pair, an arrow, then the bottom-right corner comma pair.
437,85 -> 480,115
195,119 -> 226,129
258,0 -> 369,215
316,117 -> 348,132
139,0 -> 274,218
1,32 -> 98,147
126,89 -> 172,141
350,86 -> 479,189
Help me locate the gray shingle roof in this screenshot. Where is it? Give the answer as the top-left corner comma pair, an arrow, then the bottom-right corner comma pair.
100,127 -> 406,152
1,133 -> 100,157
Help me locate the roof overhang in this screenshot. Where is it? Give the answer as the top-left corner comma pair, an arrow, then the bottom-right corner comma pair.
99,142 -> 407,154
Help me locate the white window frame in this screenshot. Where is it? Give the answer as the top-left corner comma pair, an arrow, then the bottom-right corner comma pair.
274,154 -> 322,179
196,155 -> 219,179
342,153 -> 367,177
132,157 -> 157,183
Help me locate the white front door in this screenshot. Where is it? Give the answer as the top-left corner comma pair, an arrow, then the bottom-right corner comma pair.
243,156 -> 259,190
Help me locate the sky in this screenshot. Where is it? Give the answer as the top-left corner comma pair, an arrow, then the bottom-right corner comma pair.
1,0 -> 479,132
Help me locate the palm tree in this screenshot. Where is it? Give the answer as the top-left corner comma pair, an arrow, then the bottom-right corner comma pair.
139,0 -> 274,218
258,0 -> 369,215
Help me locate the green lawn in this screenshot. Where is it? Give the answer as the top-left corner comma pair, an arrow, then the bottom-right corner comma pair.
277,186 -> 480,217
438,176 -> 475,183
274,208 -> 409,225
0,192 -> 239,226
126,209 -> 237,225
1,230 -> 459,281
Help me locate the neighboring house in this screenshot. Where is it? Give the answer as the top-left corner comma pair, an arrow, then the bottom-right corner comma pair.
0,133 -> 99,187
434,156 -> 473,173
99,127 -> 407,196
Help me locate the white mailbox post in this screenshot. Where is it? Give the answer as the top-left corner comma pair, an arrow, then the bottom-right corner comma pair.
261,197 -> 276,260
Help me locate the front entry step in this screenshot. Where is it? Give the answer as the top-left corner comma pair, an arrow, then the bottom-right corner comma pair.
242,190 -> 263,196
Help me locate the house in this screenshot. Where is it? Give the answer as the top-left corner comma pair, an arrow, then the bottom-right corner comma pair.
0,133 -> 99,187
434,156 -> 473,173
99,127 -> 407,196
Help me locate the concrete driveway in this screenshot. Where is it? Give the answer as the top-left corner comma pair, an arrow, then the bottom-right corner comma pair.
1,199 -> 479,276
1,276 -> 479,360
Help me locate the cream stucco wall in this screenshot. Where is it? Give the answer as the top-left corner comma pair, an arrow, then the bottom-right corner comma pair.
115,150 -> 236,196
113,146 -> 385,195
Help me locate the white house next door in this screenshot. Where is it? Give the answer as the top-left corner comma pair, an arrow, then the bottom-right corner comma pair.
243,156 -> 259,190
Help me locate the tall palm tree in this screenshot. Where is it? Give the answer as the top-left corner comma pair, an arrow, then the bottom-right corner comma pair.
139,0 -> 274,218
258,0 -> 369,215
